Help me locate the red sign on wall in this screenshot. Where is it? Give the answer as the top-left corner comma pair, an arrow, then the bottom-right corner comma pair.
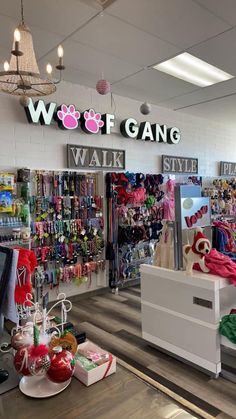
181,197 -> 211,229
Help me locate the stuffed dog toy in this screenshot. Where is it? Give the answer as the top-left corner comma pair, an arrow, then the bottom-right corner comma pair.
183,228 -> 211,275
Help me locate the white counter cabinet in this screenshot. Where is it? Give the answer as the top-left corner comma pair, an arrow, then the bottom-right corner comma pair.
140,265 -> 236,376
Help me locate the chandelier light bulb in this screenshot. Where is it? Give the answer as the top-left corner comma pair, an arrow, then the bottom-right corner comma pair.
57,45 -> 64,58
3,61 -> 9,72
14,28 -> 21,42
46,63 -> 53,75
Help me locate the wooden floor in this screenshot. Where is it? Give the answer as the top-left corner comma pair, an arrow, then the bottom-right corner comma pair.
0,365 -> 175,419
66,286 -> 236,419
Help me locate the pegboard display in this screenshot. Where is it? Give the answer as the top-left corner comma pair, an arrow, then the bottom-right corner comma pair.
29,170 -> 105,300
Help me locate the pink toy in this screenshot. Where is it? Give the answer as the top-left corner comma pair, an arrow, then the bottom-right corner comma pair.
166,178 -> 175,194
163,198 -> 175,221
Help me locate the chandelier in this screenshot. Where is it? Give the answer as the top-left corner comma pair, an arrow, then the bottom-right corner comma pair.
0,0 -> 65,98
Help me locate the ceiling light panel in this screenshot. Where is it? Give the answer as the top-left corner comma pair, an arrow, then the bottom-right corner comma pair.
153,52 -> 234,87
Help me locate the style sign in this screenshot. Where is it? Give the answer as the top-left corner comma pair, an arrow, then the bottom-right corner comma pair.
181,197 -> 211,229
67,145 -> 125,170
24,99 -> 181,145
220,161 -> 236,176
162,155 -> 198,174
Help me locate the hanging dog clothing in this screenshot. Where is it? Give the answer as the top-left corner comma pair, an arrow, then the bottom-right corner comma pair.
153,222 -> 174,270
14,248 -> 37,306
194,248 -> 236,285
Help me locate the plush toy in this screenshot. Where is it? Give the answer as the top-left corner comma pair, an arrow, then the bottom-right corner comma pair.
127,208 -> 136,226
225,200 -> 232,215
21,227 -> 31,241
183,228 -> 211,275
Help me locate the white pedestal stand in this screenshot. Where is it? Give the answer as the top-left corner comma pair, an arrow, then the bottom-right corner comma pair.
140,265 -> 236,377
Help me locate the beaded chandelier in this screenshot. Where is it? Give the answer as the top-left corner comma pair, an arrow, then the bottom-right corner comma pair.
0,0 -> 65,97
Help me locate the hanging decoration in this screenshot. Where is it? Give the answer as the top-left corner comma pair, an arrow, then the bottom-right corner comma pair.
96,79 -> 111,95
140,101 -> 151,115
14,346 -> 31,376
11,293 -> 74,382
19,95 -> 30,107
27,325 -> 51,376
11,324 -> 33,350
47,346 -> 75,383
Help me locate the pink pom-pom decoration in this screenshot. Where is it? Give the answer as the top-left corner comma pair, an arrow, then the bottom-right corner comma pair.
96,79 -> 111,95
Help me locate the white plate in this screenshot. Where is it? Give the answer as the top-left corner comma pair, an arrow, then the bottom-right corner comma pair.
19,375 -> 71,398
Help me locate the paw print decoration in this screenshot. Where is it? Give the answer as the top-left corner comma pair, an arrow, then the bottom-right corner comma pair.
57,104 -> 80,130
81,109 -> 104,134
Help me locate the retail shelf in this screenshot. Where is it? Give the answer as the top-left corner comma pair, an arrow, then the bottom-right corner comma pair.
0,224 -> 26,229
0,240 -> 30,247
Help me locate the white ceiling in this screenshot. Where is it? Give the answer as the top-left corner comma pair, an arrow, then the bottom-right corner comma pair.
1,0 -> 236,126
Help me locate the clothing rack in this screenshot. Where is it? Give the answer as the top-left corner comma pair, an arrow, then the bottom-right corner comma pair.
212,218 -> 236,260
105,172 -> 169,290
165,220 -> 178,271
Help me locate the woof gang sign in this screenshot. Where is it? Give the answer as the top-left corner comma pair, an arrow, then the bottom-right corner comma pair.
24,99 -> 181,144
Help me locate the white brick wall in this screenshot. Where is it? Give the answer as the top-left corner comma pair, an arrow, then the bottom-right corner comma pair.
0,80 -> 235,175
1,81 -> 235,297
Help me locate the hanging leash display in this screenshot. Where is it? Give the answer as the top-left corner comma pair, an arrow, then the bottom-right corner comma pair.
29,170 -> 105,300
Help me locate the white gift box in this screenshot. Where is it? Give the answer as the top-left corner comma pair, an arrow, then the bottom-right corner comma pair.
73,340 -> 116,386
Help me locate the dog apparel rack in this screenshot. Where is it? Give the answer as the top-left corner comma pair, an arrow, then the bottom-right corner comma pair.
105,172 -> 177,289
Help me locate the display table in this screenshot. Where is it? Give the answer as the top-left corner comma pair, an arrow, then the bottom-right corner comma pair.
140,264 -> 236,377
